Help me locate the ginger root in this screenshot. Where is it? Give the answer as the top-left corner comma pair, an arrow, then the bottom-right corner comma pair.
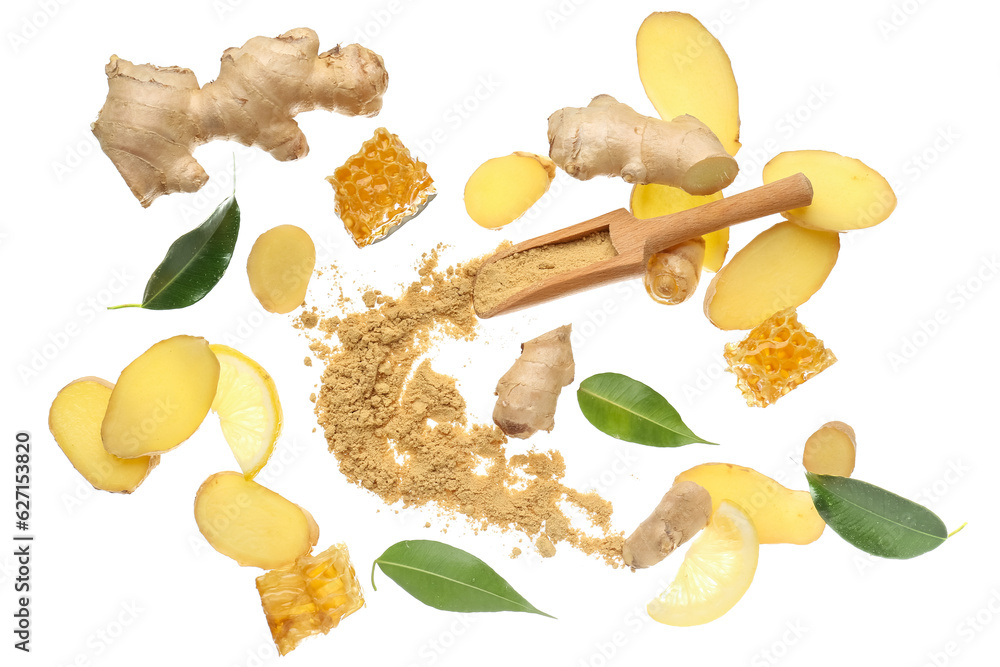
92,29 -> 388,207
492,324 -> 574,439
547,95 -> 737,196
644,238 -> 705,305
623,481 -> 712,569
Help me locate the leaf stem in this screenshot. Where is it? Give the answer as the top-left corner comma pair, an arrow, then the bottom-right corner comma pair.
948,522 -> 968,538
370,560 -> 379,591
107,303 -> 143,310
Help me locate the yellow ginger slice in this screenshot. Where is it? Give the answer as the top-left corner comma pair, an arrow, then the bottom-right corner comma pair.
257,543 -> 364,656
763,150 -> 896,231
327,127 -> 435,247
194,472 -> 319,569
246,225 -> 316,314
803,421 -> 857,477
637,12 -> 741,156
49,377 -> 159,493
704,221 -> 840,330
464,152 -> 556,229
724,309 -> 836,408
102,335 -> 220,458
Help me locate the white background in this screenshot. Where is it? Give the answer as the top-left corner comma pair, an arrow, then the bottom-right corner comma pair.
2,0 -> 999,665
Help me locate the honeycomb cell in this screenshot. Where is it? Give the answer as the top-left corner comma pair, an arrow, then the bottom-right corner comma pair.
327,128 -> 435,247
723,308 -> 836,408
256,543 -> 364,656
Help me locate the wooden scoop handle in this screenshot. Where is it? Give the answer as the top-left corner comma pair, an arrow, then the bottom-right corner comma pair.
627,173 -> 814,260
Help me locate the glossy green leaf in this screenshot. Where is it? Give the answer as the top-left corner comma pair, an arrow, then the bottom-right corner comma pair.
807,473 -> 950,559
577,372 -> 715,447
111,195 -> 240,310
372,540 -> 553,617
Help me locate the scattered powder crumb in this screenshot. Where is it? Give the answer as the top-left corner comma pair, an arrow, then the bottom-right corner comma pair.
473,232 -> 617,314
309,393 -> 316,403
535,534 -> 556,558
510,547 -> 522,559
424,522 -> 431,529
306,247 -> 624,566
303,356 -> 312,367
299,311 -> 319,329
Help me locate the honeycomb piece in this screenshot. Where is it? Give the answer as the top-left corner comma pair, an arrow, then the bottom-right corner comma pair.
327,127 -> 435,247
723,308 -> 836,408
256,543 -> 364,656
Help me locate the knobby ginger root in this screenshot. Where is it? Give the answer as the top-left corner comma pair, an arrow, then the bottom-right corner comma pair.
623,481 -> 712,569
102,335 -> 220,458
803,421 -> 857,477
704,222 -> 840,330
644,238 -> 705,305
675,463 -> 825,545
247,225 -> 316,314
547,95 -> 737,195
464,152 -> 556,229
49,377 -> 159,493
763,150 -> 896,231
637,12 -> 741,156
195,472 -> 319,569
493,324 -> 575,439
92,29 -> 388,207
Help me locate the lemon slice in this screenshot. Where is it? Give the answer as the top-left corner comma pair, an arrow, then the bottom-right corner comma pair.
647,500 -> 759,626
209,344 -> 282,479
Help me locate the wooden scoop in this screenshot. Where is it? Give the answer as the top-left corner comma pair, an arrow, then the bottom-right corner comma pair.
474,172 -> 813,318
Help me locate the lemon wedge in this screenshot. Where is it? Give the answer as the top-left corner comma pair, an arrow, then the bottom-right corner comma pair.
209,344 -> 282,479
647,500 -> 759,626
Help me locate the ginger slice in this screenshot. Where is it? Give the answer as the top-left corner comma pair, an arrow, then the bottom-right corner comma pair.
327,127 -> 435,247
724,309 -> 837,408
637,12 -> 741,156
630,184 -> 728,273
704,222 -> 840,331
247,225 -> 316,314
194,472 -> 319,569
464,152 -> 556,229
675,463 -> 825,545
764,150 -> 896,231
257,543 -> 364,656
49,377 -> 159,493
102,335 -> 220,458
803,421 -> 857,477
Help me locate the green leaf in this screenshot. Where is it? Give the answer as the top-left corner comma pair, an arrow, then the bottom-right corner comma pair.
807,473 -> 950,559
372,540 -> 553,618
111,195 -> 240,310
576,372 -> 715,447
